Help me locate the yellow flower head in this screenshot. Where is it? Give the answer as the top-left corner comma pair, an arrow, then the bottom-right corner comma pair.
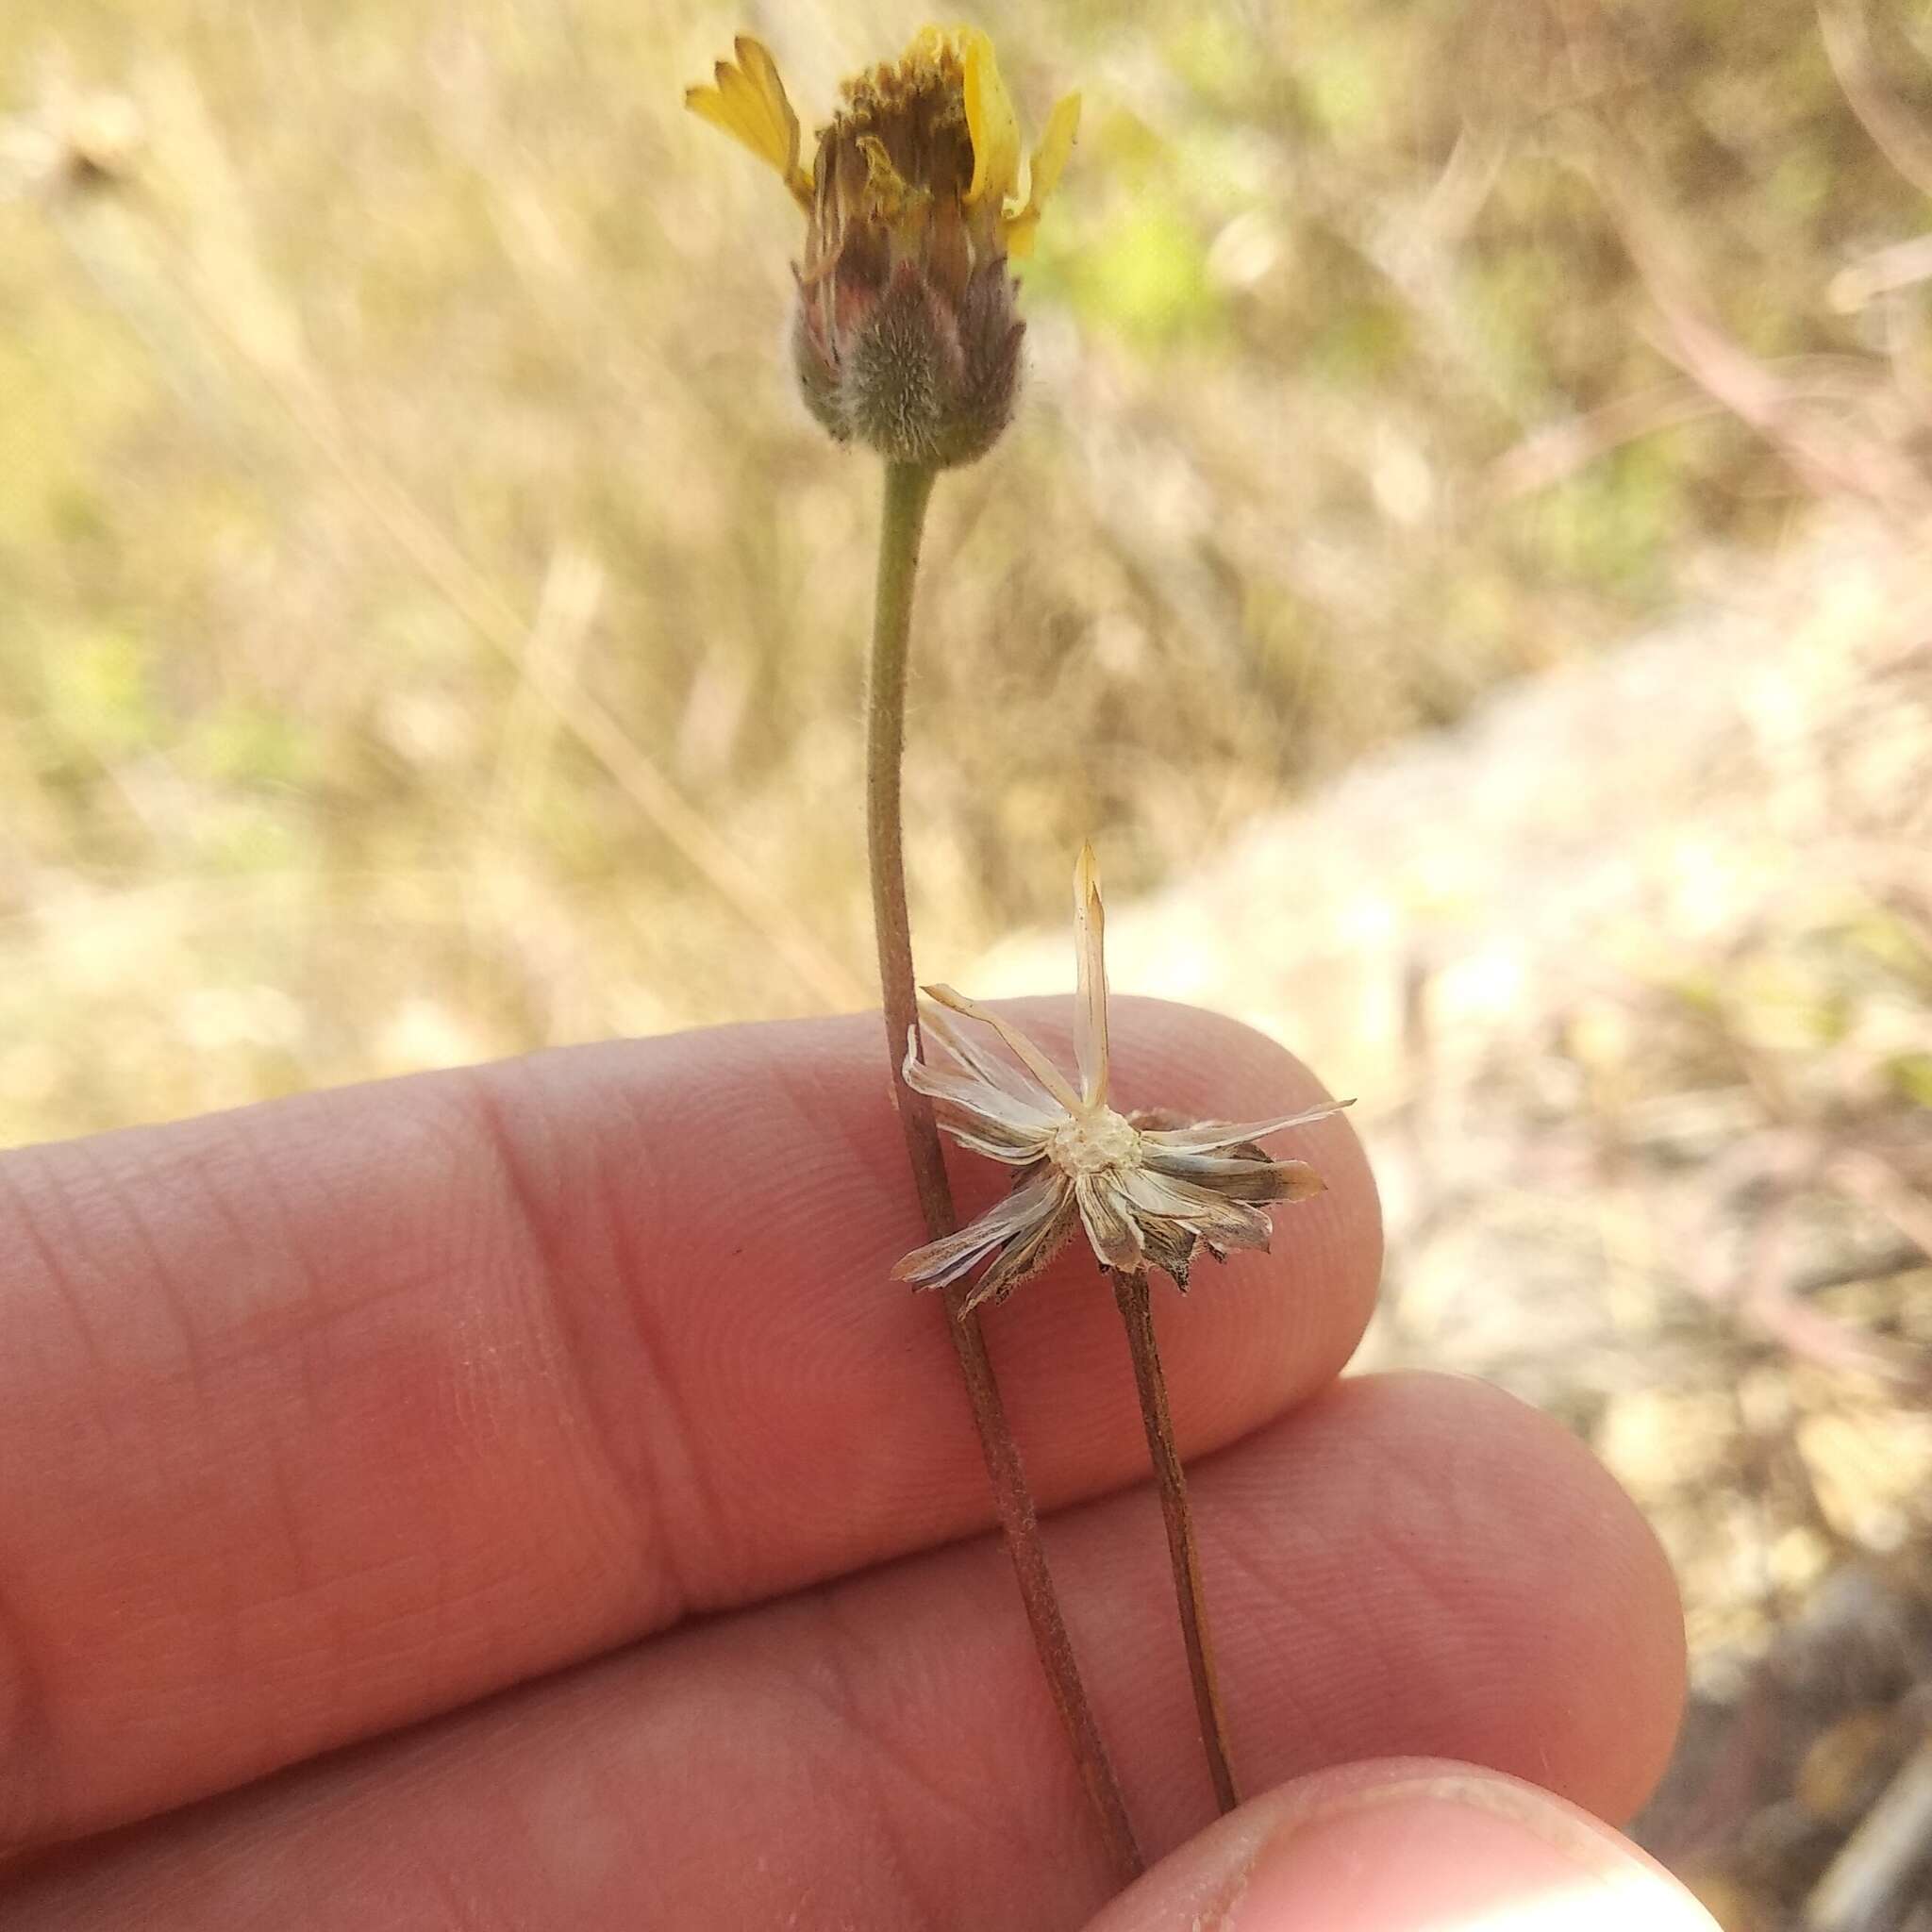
685,26 -> 1081,466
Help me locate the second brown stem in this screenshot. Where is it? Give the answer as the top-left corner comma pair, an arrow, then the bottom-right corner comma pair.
1109,1266 -> 1240,1816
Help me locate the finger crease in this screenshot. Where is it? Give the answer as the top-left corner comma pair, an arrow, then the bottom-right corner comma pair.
464,1074 -> 703,1633
804,1585 -> 1012,1930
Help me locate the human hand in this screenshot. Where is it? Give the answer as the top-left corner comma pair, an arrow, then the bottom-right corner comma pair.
0,1002 -> 1709,1928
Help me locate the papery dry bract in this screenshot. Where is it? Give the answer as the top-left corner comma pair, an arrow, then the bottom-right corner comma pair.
685,27 -> 1079,467
894,846 -> 1346,1314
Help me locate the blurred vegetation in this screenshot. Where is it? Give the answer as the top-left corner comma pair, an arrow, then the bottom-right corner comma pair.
4,1 -> 1931,1920
3,0 -> 1928,1140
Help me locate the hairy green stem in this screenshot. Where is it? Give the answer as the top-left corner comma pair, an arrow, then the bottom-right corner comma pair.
1109,1268 -> 1240,1816
866,459 -> 1142,1885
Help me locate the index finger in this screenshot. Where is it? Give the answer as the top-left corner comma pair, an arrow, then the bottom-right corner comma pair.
0,999 -> 1377,1848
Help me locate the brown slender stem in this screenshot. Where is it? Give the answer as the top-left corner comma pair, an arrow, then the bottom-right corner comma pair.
1109,1267 -> 1240,1816
865,459 -> 1143,1884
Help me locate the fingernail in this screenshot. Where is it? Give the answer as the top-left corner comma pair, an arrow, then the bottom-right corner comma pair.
1228,1773 -> 1712,1931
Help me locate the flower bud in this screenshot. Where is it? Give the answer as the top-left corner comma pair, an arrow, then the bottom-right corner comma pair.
794,255 -> 1022,469
687,27 -> 1078,469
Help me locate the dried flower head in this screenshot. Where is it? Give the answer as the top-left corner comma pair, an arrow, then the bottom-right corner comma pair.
685,27 -> 1079,468
894,846 -> 1347,1314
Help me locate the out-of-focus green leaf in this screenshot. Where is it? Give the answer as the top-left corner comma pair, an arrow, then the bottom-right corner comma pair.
1071,196 -> 1224,348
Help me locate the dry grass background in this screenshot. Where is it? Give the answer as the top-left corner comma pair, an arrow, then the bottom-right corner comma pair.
3,0 -> 1930,1922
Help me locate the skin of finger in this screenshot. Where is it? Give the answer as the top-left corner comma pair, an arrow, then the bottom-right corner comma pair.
0,999 -> 1377,1849
0,1374 -> 1686,1931
1082,1760 -> 1718,1932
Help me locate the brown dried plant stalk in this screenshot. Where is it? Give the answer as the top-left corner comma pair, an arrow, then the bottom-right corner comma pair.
894,845 -> 1346,1818
1108,1267 -> 1239,1815
865,462 -> 1142,1883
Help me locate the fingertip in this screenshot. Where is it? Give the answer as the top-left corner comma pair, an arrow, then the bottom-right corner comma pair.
1086,1763 -> 1719,1932
1142,1372 -> 1686,1833
1420,1375 -> 1687,1823
1297,1374 -> 1688,1823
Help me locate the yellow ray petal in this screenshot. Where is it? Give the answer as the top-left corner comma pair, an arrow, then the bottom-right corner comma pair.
960,26 -> 1023,208
1027,92 -> 1082,209
1000,91 -> 1080,255
683,35 -> 812,209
